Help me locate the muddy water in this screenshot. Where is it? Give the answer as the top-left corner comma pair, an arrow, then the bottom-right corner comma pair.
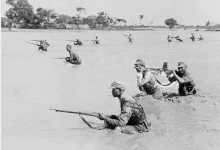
1,29 -> 220,150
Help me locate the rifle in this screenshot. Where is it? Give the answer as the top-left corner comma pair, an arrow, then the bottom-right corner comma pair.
27,42 -> 40,46
121,33 -> 129,37
49,107 -> 100,118
142,62 -> 174,86
49,107 -> 101,128
52,57 -> 66,59
31,40 -> 41,42
66,40 -> 76,42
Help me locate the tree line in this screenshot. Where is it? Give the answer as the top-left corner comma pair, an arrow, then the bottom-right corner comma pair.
2,0 -> 219,30
1,0 -> 127,29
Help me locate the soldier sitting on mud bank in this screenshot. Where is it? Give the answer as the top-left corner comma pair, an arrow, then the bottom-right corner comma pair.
65,45 -> 81,65
165,62 -> 196,96
98,81 -> 150,134
134,59 -> 163,100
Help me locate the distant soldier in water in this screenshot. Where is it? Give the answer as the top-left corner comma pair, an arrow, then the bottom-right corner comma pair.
167,35 -> 172,42
171,36 -> 183,42
128,34 -> 133,42
134,59 -> 163,100
190,33 -> 195,41
197,35 -> 203,41
65,45 -> 81,65
38,40 -> 50,51
74,39 -> 83,45
165,62 -> 196,96
98,81 -> 150,134
92,36 -> 100,44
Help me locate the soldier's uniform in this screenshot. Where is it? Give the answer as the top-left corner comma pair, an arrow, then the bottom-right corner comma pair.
168,62 -> 196,96
66,51 -> 81,65
168,71 -> 196,96
38,40 -> 49,51
104,82 -> 150,134
134,59 -> 163,100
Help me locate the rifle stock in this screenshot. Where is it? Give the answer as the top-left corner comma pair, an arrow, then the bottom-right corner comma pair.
49,108 -> 100,118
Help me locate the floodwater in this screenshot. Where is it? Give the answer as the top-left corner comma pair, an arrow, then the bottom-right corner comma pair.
1,29 -> 220,150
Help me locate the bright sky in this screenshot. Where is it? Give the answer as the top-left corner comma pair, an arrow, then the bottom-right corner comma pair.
1,0 -> 220,26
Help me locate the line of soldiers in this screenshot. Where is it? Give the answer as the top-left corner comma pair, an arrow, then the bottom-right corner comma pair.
167,33 -> 203,42
97,59 -> 196,134
30,36 -> 100,65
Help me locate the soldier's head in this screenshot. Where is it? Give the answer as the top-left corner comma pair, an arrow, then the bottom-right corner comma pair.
177,62 -> 187,74
134,59 -> 146,73
66,44 -> 72,51
109,81 -> 125,97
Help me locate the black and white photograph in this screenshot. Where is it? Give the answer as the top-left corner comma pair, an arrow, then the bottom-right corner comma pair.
1,0 -> 220,150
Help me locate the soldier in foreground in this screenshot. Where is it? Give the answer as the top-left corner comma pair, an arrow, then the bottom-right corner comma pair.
65,45 -> 81,65
98,81 -> 150,134
165,62 -> 196,96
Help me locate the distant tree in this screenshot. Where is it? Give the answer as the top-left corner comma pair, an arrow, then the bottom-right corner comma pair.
34,7 -> 55,28
95,12 -> 113,29
165,18 -> 178,30
6,0 -> 35,28
76,7 -> 85,18
116,19 -> 127,26
55,14 -> 73,29
1,17 -> 11,28
206,20 -> 210,27
139,15 -> 143,25
82,15 -> 96,28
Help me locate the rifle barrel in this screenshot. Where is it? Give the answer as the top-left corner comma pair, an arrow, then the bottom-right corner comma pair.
27,42 -> 40,46
66,40 -> 76,42
121,33 -> 128,37
49,108 -> 100,118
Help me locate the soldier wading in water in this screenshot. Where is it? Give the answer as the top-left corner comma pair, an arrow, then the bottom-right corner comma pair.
65,45 -> 81,65
98,81 -> 151,134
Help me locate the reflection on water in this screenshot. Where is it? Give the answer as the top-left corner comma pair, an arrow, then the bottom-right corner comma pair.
2,29 -> 220,150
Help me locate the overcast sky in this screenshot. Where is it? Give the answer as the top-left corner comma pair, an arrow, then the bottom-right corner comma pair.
1,0 -> 220,26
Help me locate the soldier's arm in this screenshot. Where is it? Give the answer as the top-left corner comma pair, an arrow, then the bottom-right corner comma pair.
104,106 -> 132,128
172,70 -> 185,84
137,72 -> 151,87
181,73 -> 193,83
